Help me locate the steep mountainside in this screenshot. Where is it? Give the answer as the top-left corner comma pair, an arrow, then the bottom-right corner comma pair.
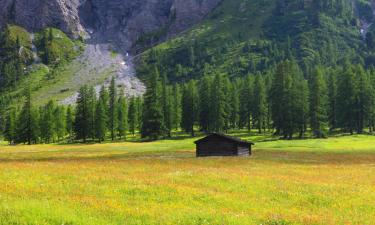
137,0 -> 375,82
0,0 -> 221,50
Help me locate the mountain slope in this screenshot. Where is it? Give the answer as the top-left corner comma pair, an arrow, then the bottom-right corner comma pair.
137,0 -> 375,82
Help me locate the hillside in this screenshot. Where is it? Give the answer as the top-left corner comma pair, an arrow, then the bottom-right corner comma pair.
137,0 -> 375,81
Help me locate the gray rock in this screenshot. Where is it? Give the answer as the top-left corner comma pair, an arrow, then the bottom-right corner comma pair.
0,0 -> 221,50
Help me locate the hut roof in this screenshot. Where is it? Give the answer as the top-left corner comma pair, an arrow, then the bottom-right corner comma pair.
194,133 -> 254,146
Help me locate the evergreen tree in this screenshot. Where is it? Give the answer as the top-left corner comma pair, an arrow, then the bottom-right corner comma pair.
309,67 -> 328,137
270,60 -> 307,139
198,75 -> 212,132
210,74 -> 226,132
239,75 -> 253,130
128,97 -> 139,136
74,85 -> 90,142
99,85 -> 109,122
141,69 -> 165,140
336,66 -> 357,134
16,87 -> 39,144
181,80 -> 199,136
253,75 -> 267,133
171,84 -> 182,131
87,86 -> 97,140
109,77 -> 118,141
95,99 -> 107,142
327,71 -> 338,131
161,74 -> 173,137
229,80 -> 240,130
40,100 -> 56,143
4,108 -> 16,144
117,91 -> 128,140
354,65 -> 373,134
66,105 -> 74,142
55,106 -> 66,141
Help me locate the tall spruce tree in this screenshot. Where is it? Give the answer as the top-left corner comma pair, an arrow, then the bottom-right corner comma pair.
66,105 -> 74,142
181,80 -> 199,136
141,68 -> 165,140
171,84 -> 182,131
117,91 -> 128,140
40,100 -> 56,143
229,80 -> 240,130
309,67 -> 328,137
198,75 -> 212,132
327,71 -> 338,131
4,108 -> 16,144
336,65 -> 357,134
239,75 -> 253,130
109,77 -> 118,141
55,106 -> 66,141
210,74 -> 226,132
128,97 -> 139,136
354,65 -> 373,134
253,74 -> 267,133
74,85 -> 90,142
95,99 -> 107,142
161,74 -> 173,137
87,86 -> 97,140
16,87 -> 39,144
270,60 -> 307,139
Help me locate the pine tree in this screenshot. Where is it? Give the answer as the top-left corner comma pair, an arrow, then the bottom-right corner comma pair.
229,80 -> 240,130
181,80 -> 198,136
95,99 -> 107,142
128,97 -> 139,136
117,91 -> 128,140
99,85 -> 109,122
327,71 -> 338,131
336,65 -> 357,134
55,106 -> 66,141
74,85 -> 90,142
253,75 -> 267,133
161,74 -> 173,137
270,60 -> 307,139
239,75 -> 253,130
66,105 -> 74,142
210,74 -> 226,132
87,86 -> 96,140
309,67 -> 328,137
16,87 -> 39,144
354,65 -> 372,134
141,68 -> 165,140
198,75 -> 212,132
171,84 -> 182,131
40,100 -> 56,143
109,77 -> 118,141
4,108 -> 16,144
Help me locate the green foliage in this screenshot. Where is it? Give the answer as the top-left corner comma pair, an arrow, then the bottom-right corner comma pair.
181,80 -> 199,136
309,67 -> 328,137
141,69 -> 165,140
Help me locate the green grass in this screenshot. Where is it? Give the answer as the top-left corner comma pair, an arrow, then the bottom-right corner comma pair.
0,134 -> 374,224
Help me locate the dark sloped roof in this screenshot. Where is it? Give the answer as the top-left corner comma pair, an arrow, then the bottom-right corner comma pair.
194,133 -> 254,145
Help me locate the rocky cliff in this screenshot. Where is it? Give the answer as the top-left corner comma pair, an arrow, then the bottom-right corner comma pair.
0,0 -> 221,50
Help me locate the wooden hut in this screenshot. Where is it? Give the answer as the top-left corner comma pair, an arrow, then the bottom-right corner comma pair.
195,133 -> 254,157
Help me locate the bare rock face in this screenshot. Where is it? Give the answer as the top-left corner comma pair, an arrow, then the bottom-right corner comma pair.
0,0 -> 221,50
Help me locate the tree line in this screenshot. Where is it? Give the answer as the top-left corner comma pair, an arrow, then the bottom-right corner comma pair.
3,60 -> 375,144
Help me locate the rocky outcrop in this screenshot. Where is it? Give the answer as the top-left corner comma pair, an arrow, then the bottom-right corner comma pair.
0,0 -> 221,50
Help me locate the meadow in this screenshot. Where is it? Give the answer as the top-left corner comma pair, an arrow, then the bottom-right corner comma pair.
0,133 -> 374,225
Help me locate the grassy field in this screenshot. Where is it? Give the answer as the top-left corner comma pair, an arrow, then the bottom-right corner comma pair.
0,134 -> 375,225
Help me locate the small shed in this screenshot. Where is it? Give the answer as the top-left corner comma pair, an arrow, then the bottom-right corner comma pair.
195,133 -> 254,157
